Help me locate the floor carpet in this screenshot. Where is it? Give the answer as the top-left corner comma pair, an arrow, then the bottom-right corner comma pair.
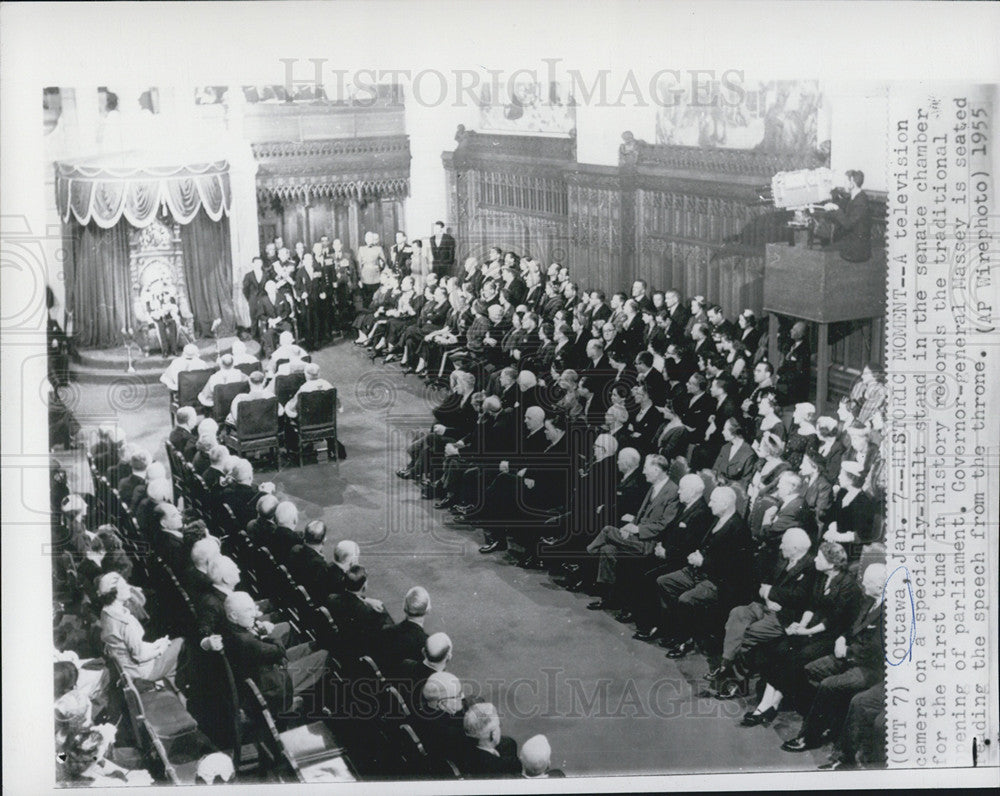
60,339 -> 828,777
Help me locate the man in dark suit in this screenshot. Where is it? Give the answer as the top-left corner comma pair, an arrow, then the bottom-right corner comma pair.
776,321 -> 811,407
458,702 -> 520,778
710,527 -> 815,691
586,454 -> 680,611
196,443 -> 225,492
822,170 -> 872,263
221,591 -> 328,715
325,565 -> 393,655
220,459 -> 264,530
409,671 -> 468,759
287,520 -> 335,604
634,351 -> 667,407
706,305 -> 738,341
472,405 -> 549,553
116,449 -> 151,507
429,221 -> 456,279
244,493 -> 278,547
242,257 -> 269,326
692,375 -> 742,470
680,373 -> 713,448
663,290 -> 690,341
267,501 -> 302,563
630,473 -> 714,639
168,407 -> 198,458
782,563 -> 886,752
378,586 -> 430,675
800,449 -> 835,538
755,471 -> 812,576
657,486 -> 751,657
395,631 -> 452,713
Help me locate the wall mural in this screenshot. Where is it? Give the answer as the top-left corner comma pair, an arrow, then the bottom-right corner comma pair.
655,79 -> 823,155
478,81 -> 576,137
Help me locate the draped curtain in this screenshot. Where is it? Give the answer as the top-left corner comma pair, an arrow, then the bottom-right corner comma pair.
179,209 -> 236,337
69,221 -> 133,348
56,160 -> 231,229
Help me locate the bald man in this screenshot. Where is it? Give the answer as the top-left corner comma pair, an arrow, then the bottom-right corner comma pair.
410,671 -> 467,758
395,632 -> 452,711
631,473 -> 714,641
221,591 -> 328,716
656,486 -> 751,658
328,539 -> 360,598
283,362 -> 334,419
160,343 -> 212,393
519,734 -> 565,778
475,405 -> 551,554
379,586 -> 430,674
709,527 -> 815,696
460,702 -> 520,778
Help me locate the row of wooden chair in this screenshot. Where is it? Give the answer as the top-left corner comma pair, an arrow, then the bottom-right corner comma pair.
169,359 -> 311,424
164,454 -> 464,780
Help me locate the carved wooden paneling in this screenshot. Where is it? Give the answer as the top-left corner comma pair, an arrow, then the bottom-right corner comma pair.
443,128 -> 886,379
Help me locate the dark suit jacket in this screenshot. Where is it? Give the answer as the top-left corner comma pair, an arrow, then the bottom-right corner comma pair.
628,405 -> 662,455
220,483 -> 261,529
803,474 -> 835,535
429,232 -> 456,269
326,592 -> 392,654
846,596 -> 885,671
712,441 -> 758,486
268,523 -> 302,564
117,474 -> 145,507
638,367 -> 668,407
829,190 -> 872,262
287,544 -> 335,604
765,553 -> 816,625
817,438 -> 847,484
806,570 -> 862,638
195,586 -> 229,638
659,497 -> 712,567
615,467 -> 647,520
459,735 -> 520,778
221,619 -> 292,714
697,514 -> 751,597
168,426 -> 195,457
681,392 -> 713,443
379,619 -> 428,674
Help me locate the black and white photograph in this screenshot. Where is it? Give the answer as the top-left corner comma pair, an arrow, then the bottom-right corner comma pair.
2,2 -> 998,792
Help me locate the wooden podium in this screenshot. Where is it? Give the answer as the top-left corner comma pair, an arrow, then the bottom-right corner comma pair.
763,242 -> 886,413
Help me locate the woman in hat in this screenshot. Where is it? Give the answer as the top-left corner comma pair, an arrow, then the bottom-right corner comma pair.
824,461 -> 879,561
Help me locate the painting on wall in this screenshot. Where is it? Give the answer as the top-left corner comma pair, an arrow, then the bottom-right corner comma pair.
655,79 -> 823,155
478,81 -> 576,137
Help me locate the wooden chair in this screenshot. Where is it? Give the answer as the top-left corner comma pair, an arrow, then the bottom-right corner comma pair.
235,360 -> 261,377
289,388 -> 338,466
172,368 -> 218,421
242,679 -> 357,783
273,372 -> 307,407
213,381 -> 251,425
224,396 -> 281,471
